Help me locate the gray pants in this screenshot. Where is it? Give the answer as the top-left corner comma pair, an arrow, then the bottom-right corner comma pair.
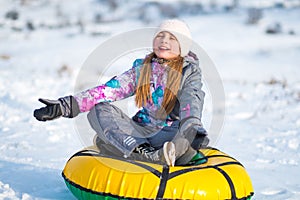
87,102 -> 197,163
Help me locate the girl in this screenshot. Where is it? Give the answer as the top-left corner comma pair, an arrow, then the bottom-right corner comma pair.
34,19 -> 208,166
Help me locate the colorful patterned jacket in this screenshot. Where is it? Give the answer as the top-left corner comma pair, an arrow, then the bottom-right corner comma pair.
74,51 -> 205,132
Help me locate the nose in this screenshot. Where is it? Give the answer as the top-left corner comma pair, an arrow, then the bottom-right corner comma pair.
161,35 -> 169,44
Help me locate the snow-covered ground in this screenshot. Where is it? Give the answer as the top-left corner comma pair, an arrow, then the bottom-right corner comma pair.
0,1 -> 300,199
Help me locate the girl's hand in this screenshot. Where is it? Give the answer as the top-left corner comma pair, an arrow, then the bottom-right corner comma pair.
33,96 -> 80,121
33,98 -> 62,121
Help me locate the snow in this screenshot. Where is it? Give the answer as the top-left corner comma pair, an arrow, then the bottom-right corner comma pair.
0,0 -> 300,199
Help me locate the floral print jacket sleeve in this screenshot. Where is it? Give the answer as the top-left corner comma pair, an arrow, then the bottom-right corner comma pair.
74,59 -> 143,112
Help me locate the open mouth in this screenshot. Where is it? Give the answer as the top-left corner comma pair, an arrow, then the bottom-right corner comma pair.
159,46 -> 170,51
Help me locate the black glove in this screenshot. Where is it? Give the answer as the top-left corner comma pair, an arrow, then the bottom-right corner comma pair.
190,125 -> 209,150
34,98 -> 62,121
192,125 -> 207,136
34,96 -> 80,121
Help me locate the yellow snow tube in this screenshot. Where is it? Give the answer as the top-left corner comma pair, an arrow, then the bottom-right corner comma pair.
62,146 -> 254,200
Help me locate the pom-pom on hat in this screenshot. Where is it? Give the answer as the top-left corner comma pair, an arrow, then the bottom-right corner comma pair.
154,19 -> 192,57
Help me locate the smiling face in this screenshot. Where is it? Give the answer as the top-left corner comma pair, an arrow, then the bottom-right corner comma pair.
153,31 -> 181,60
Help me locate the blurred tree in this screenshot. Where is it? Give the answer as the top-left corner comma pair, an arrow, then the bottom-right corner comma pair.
247,8 -> 263,24
5,10 -> 19,20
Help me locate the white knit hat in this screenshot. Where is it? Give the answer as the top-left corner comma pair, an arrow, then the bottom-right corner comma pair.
154,19 -> 192,57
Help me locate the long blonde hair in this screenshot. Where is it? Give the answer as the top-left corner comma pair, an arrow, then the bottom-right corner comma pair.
135,52 -> 184,119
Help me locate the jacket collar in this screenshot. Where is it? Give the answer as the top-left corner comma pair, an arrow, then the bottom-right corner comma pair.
183,51 -> 199,68
150,51 -> 199,68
